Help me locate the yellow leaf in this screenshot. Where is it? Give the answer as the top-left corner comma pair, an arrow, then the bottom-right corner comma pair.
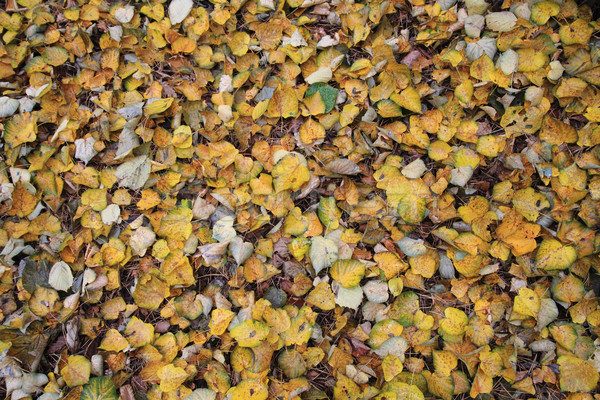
252,99 -> 269,120
531,0 -> 560,25
340,104 -> 359,127
454,80 -> 473,106
157,205 -> 193,241
29,287 -> 61,317
517,48 -> 548,72
305,282 -> 335,310
513,287 -> 540,319
42,46 -> 69,66
271,152 -> 310,193
144,98 -> 174,116
281,306 -> 314,346
552,274 -> 585,304
368,319 -> 403,349
535,238 -> 577,271
161,249 -> 195,286
230,319 -> 270,347
381,382 -> 424,400
132,273 -> 170,310
172,37 -> 196,53
299,118 -> 325,147
81,188 -> 107,211
137,189 -> 162,210
101,297 -> 126,320
558,356 -> 599,392
124,316 -> 154,347
466,318 -> 494,346
377,99 -> 403,117
333,373 -> 362,400
476,135 -> 502,157
392,86 -> 421,113
470,368 -> 493,397
470,54 -> 494,81
382,355 -> 403,382
559,19 -> 593,46
440,49 -> 463,67
428,140 -> 452,161
433,350 -> 458,377
374,251 -> 409,280
385,176 -> 430,224
266,87 -> 298,118
99,329 -> 128,352
478,347 -> 503,378
426,372 -> 455,400
438,307 -> 468,340
317,196 -> 341,229
61,355 -> 91,387
209,309 -> 235,336
4,112 -> 37,148
157,364 -> 188,393
496,210 -> 540,257
457,196 -> 489,224
409,250 -> 438,278
559,163 -> 587,191
230,379 -> 269,400
229,32 -> 250,56
101,238 -> 126,266
330,259 -> 366,288
512,187 -> 549,222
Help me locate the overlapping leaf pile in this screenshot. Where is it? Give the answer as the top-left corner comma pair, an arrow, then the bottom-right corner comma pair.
0,0 -> 600,399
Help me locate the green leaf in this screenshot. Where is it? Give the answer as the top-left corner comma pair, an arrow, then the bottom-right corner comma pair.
306,83 -> 338,113
42,46 -> 69,66
80,376 -> 117,400
388,292 -> 420,326
21,259 -> 51,293
278,349 -> 307,378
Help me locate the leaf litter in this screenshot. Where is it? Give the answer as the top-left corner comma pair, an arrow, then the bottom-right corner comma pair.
0,0 -> 599,399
